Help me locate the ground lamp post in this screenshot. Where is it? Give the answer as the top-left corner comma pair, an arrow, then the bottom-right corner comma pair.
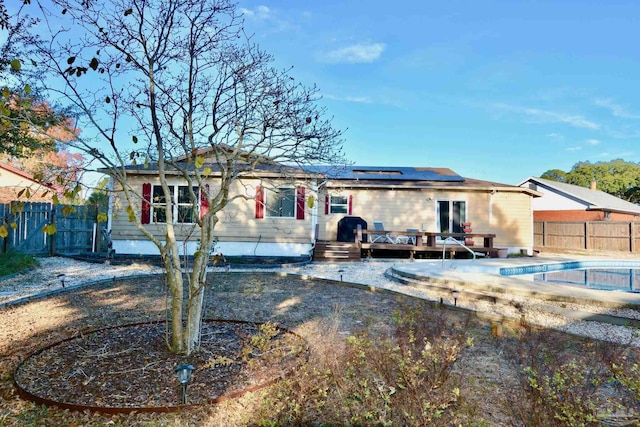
175,364 -> 195,404
451,289 -> 459,307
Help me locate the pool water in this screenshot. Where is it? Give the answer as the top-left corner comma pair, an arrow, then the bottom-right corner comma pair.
534,268 -> 640,292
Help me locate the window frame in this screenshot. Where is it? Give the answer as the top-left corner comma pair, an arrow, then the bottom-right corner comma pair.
265,186 -> 297,218
329,195 -> 349,214
150,184 -> 200,224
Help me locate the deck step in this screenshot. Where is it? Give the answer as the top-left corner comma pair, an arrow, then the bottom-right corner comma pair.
313,241 -> 361,262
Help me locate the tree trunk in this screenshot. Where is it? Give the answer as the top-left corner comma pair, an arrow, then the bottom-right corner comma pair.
167,264 -> 185,353
185,278 -> 206,355
164,230 -> 187,354
183,214 -> 216,354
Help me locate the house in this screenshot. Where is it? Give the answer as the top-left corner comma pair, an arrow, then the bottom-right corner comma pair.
314,166 -> 540,255
0,162 -> 61,204
106,158 -> 541,258
518,177 -> 640,222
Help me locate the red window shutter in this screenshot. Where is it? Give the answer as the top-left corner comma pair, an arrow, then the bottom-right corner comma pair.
296,186 -> 305,220
141,183 -> 151,224
348,195 -> 353,215
255,185 -> 264,219
325,195 -> 329,215
200,184 -> 209,219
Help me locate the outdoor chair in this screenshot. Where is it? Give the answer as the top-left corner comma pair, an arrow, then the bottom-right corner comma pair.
405,228 -> 420,245
371,221 -> 398,244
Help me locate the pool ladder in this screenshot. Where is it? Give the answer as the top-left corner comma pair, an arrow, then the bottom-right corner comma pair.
442,237 -> 484,268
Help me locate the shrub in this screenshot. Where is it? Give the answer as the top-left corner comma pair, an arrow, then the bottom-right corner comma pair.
257,304 -> 471,426
502,328 -> 623,427
0,251 -> 38,277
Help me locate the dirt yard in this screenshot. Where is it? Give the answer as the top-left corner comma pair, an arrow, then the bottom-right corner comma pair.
0,270 -> 637,426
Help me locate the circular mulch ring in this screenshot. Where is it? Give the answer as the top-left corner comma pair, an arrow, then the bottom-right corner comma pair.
14,319 -> 308,413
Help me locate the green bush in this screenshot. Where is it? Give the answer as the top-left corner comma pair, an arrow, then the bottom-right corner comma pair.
0,251 -> 39,276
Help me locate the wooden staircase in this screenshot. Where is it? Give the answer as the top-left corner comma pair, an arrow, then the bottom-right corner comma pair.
313,241 -> 361,262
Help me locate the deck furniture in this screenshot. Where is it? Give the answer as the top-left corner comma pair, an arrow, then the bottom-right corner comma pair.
352,226 -> 496,259
370,221 -> 398,244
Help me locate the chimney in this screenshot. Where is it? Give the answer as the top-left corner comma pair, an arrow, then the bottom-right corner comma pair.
590,179 -> 597,191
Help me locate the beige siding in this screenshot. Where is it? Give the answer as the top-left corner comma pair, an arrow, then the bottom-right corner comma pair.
110,177 -> 314,244
317,187 -> 534,248
490,192 -> 533,247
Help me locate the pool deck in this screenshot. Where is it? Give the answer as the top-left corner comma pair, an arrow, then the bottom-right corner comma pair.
389,253 -> 640,309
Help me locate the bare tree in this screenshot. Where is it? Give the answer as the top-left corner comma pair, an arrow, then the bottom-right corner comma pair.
19,0 -> 344,355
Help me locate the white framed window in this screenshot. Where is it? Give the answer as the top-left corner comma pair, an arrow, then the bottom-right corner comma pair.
151,185 -> 198,223
329,195 -> 349,214
265,186 -> 296,218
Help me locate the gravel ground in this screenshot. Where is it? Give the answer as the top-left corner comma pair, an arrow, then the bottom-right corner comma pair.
2,256 -> 640,346
283,260 -> 640,346
0,257 -> 164,305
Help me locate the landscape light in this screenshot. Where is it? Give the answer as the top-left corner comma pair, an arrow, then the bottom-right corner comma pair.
175,364 -> 195,404
451,290 -> 459,307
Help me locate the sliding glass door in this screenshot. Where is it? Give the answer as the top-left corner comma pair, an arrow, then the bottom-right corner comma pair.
437,200 -> 466,237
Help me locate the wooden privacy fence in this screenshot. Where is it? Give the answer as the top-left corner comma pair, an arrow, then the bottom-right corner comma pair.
534,221 -> 640,253
0,201 -> 105,255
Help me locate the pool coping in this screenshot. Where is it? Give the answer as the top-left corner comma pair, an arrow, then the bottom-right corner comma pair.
390,257 -> 640,309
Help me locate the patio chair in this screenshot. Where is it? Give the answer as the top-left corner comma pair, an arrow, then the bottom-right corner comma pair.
371,221 -> 397,244
405,228 -> 420,245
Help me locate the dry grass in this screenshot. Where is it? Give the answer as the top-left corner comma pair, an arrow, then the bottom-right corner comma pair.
0,272 -> 639,426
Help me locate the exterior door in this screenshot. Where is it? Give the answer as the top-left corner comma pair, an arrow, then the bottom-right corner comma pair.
437,200 -> 466,237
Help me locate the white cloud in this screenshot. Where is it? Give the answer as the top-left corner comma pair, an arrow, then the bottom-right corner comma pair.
595,98 -> 640,119
566,146 -> 582,151
345,96 -> 373,103
321,43 -> 386,64
324,93 -> 373,104
491,103 -> 600,130
239,5 -> 271,20
599,151 -> 635,158
547,133 -> 563,140
587,139 -> 600,145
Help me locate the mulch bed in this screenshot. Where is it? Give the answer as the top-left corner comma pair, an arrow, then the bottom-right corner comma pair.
14,320 -> 307,410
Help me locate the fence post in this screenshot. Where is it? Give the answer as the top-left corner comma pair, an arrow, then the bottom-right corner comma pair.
49,205 -> 56,256
584,222 -> 589,250
542,221 -> 547,247
1,204 -> 7,254
631,222 -> 636,253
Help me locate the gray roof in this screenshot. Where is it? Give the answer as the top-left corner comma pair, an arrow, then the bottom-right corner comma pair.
520,177 -> 640,214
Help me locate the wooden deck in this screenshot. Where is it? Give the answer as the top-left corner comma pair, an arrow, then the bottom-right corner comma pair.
313,229 -> 498,261
359,242 -> 497,259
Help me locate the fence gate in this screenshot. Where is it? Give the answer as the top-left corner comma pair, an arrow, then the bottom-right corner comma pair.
52,204 -> 100,254
1,202 -> 104,255
1,202 -> 52,255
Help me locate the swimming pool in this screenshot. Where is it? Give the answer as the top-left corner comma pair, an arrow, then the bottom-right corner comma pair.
500,260 -> 640,292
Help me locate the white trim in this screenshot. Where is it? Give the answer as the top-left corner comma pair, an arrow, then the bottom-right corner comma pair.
112,240 -> 312,257
328,195 -> 349,214
151,184 -> 199,224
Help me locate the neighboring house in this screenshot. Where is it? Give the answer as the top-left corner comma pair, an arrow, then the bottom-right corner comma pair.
518,177 -> 640,222
0,162 -> 61,204
106,158 -> 541,258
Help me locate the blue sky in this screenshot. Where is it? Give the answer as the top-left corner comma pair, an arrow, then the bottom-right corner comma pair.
236,0 -> 640,184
